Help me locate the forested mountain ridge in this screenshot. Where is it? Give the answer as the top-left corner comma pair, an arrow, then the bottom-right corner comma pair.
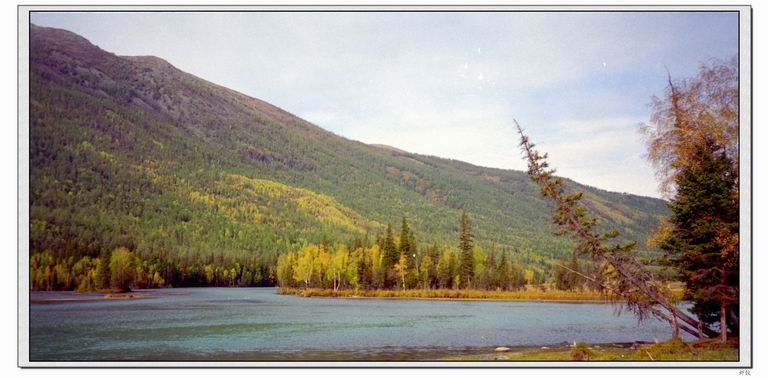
28,25 -> 668,286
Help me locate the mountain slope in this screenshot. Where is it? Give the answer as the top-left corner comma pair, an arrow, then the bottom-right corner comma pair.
28,25 -> 668,284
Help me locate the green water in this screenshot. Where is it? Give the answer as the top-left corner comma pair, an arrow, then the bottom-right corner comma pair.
29,287 -> 683,361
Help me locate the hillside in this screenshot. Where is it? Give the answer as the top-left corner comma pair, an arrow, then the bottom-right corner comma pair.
28,25 -> 668,286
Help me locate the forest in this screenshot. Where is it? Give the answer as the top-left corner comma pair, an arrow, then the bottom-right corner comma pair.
33,214 -> 597,292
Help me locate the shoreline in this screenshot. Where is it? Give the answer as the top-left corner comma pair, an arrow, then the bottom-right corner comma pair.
303,295 -> 614,304
29,286 -> 682,304
276,287 -> 621,303
34,339 -> 735,362
30,290 -> 148,304
443,338 -> 738,361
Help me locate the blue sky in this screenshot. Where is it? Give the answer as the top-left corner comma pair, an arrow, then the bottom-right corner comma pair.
30,12 -> 739,198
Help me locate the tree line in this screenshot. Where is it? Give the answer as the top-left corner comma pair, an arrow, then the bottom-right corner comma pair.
29,247 -> 277,291
276,214 -> 534,291
31,212 -> 545,292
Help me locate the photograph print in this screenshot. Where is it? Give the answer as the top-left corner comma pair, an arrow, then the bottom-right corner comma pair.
17,4 -> 752,367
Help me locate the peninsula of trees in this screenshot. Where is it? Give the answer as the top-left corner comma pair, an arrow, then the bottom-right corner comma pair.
275,214 -> 534,292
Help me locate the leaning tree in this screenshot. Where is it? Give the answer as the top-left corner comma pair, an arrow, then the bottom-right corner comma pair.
514,120 -> 716,339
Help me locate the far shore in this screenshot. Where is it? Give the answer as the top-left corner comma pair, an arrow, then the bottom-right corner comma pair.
30,290 -> 146,304
276,287 -> 633,303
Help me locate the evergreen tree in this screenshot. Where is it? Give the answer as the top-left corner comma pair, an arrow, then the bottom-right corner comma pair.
569,252 -> 580,289
96,250 -> 111,290
399,218 -> 411,255
661,142 -> 739,341
553,254 -> 580,291
382,224 -> 398,285
485,247 -> 497,289
458,210 -> 474,288
382,224 -> 397,266
497,252 -> 510,290
399,218 -> 418,281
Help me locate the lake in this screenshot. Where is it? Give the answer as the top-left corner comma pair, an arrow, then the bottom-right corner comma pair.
29,287 -> 684,361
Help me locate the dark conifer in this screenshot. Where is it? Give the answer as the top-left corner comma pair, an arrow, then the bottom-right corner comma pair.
382,224 -> 398,269
458,210 -> 474,288
661,143 -> 739,341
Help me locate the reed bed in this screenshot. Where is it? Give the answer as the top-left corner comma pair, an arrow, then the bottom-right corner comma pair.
276,287 -> 617,302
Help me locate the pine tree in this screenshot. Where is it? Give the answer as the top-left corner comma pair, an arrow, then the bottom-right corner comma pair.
398,218 -> 418,282
485,247 -> 497,289
568,251 -> 581,290
497,252 -> 510,290
382,224 -> 398,287
383,224 -> 397,266
96,250 -> 111,290
661,142 -> 739,341
399,217 -> 411,255
458,210 -> 474,288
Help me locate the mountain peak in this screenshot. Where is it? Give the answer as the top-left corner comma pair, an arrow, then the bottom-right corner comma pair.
124,55 -> 177,70
30,24 -> 117,64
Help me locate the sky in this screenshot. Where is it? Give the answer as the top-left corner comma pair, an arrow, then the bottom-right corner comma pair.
30,12 -> 739,199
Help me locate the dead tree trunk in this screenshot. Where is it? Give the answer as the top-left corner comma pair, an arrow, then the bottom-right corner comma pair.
721,303 -> 728,342
672,313 -> 680,339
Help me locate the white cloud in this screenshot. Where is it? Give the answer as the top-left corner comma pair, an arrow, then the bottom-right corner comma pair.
537,118 -> 658,197
553,117 -> 642,135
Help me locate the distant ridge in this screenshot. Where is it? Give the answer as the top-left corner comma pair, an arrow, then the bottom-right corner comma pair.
369,144 -> 410,154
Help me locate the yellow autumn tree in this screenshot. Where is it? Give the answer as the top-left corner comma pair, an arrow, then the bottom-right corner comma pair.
394,252 -> 408,290
640,56 -> 738,198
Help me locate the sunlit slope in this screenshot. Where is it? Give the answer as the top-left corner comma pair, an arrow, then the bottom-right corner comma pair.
29,25 -> 668,273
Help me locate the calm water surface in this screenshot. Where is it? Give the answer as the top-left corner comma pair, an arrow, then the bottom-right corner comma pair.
30,287 -> 682,361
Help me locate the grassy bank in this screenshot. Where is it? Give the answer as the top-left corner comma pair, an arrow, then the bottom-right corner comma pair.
444,338 -> 738,361
277,287 -> 615,302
